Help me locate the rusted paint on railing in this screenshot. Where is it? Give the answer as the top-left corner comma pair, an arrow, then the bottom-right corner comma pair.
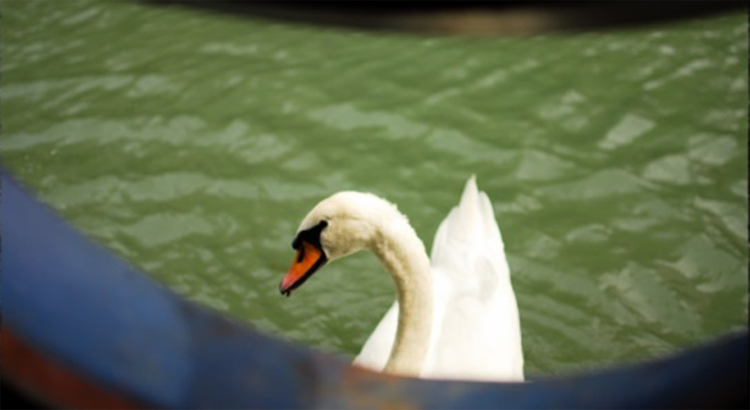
1,330 -> 144,409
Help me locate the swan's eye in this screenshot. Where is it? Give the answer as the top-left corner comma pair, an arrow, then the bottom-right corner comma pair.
292,220 -> 328,251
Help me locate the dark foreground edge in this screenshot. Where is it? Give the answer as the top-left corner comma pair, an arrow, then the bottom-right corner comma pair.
144,1 -> 745,36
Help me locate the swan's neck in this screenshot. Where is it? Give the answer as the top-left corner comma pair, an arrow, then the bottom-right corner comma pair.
371,217 -> 433,377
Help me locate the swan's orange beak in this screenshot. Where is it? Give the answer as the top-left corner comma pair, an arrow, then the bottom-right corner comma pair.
280,241 -> 327,297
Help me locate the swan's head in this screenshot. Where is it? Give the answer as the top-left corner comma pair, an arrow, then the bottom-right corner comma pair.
279,191 -> 396,296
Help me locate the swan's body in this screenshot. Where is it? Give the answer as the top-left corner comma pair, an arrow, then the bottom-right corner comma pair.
280,177 -> 524,381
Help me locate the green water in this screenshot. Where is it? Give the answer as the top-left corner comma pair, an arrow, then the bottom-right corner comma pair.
2,1 -> 747,377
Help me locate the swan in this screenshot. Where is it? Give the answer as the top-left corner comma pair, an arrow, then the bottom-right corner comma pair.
279,176 -> 524,381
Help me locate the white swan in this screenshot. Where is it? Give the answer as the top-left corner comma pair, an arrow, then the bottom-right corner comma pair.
279,176 -> 524,381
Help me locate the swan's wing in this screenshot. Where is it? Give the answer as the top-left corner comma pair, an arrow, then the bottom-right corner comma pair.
423,176 -> 525,381
431,175 -> 503,261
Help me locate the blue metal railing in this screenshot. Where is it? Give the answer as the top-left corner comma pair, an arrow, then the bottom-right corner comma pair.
2,168 -> 747,408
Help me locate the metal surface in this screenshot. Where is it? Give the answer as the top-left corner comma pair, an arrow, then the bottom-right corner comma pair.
1,168 -> 748,409
146,1 -> 746,36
